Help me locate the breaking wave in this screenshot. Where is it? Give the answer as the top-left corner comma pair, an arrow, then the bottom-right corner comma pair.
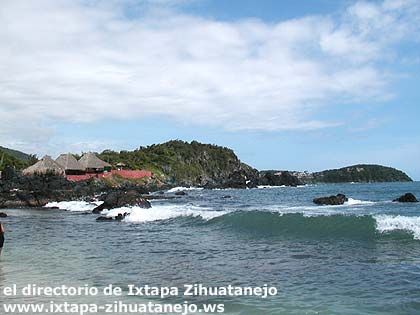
257,185 -> 287,189
166,187 -> 204,193
375,215 -> 420,240
345,198 -> 376,206
206,212 -> 420,240
256,185 -> 314,189
45,201 -> 102,212
115,206 -> 420,240
47,199 -> 420,240
100,204 -> 228,223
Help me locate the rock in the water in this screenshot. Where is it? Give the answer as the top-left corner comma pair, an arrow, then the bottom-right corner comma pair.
115,213 -> 125,221
393,193 -> 418,203
0,212 -> 7,217
96,212 -> 129,222
175,191 -> 187,196
92,190 -> 151,213
313,194 -> 348,205
258,171 -> 303,187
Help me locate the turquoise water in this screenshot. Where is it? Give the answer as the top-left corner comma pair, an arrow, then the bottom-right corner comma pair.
1,182 -> 420,314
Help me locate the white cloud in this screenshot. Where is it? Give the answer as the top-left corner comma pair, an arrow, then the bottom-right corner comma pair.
0,0 -> 419,150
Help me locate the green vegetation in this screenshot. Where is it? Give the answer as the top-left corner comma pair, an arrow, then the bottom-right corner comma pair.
1,142 -> 412,186
0,145 -> 34,162
312,164 -> 412,183
0,147 -> 37,171
98,140 -> 255,185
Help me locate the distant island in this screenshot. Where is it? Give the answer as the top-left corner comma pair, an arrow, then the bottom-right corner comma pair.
0,140 -> 413,190
262,165 -> 413,186
301,165 -> 412,183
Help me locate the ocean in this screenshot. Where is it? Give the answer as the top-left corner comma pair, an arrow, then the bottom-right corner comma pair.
1,182 -> 420,315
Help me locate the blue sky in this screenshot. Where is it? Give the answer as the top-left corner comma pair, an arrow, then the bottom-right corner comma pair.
1,0 -> 420,178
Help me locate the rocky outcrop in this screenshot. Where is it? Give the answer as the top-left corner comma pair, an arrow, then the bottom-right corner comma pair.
98,141 -> 260,189
211,167 -> 259,189
0,173 -> 109,208
313,194 -> 348,205
0,212 -> 7,217
0,171 -> 156,209
393,193 -> 418,203
258,171 -> 303,187
92,190 -> 151,213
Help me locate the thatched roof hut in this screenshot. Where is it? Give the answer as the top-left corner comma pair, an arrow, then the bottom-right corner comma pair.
22,155 -> 65,176
78,153 -> 111,172
56,153 -> 85,174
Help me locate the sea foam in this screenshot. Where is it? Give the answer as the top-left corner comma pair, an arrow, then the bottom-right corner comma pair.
45,201 -> 102,212
105,204 -> 228,223
345,198 -> 376,206
257,185 -> 287,189
375,215 -> 420,240
166,187 -> 204,193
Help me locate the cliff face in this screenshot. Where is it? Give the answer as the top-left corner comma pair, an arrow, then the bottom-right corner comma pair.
99,140 -> 259,188
299,164 -> 412,183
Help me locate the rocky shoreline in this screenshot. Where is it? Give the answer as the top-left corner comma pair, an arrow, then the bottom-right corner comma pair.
0,163 -> 298,209
0,164 -> 417,212
0,170 -> 155,209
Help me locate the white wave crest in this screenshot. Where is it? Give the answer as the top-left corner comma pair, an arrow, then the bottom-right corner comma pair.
257,185 -> 287,189
103,204 -> 228,223
45,201 -> 103,212
166,187 -> 204,193
375,215 -> 420,240
345,198 -> 376,206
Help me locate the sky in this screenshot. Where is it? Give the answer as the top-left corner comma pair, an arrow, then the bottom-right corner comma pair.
1,0 -> 420,178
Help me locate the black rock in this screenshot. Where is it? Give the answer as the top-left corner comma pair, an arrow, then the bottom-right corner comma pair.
175,191 -> 187,196
258,171 -> 303,187
1,166 -> 17,180
313,194 -> 348,206
0,212 -> 7,217
222,195 -> 232,199
115,213 -> 125,221
218,170 -> 258,189
393,193 -> 418,203
92,190 -> 151,213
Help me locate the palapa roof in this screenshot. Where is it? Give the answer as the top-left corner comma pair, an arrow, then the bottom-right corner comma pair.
78,152 -> 111,169
22,155 -> 65,175
56,153 -> 85,171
